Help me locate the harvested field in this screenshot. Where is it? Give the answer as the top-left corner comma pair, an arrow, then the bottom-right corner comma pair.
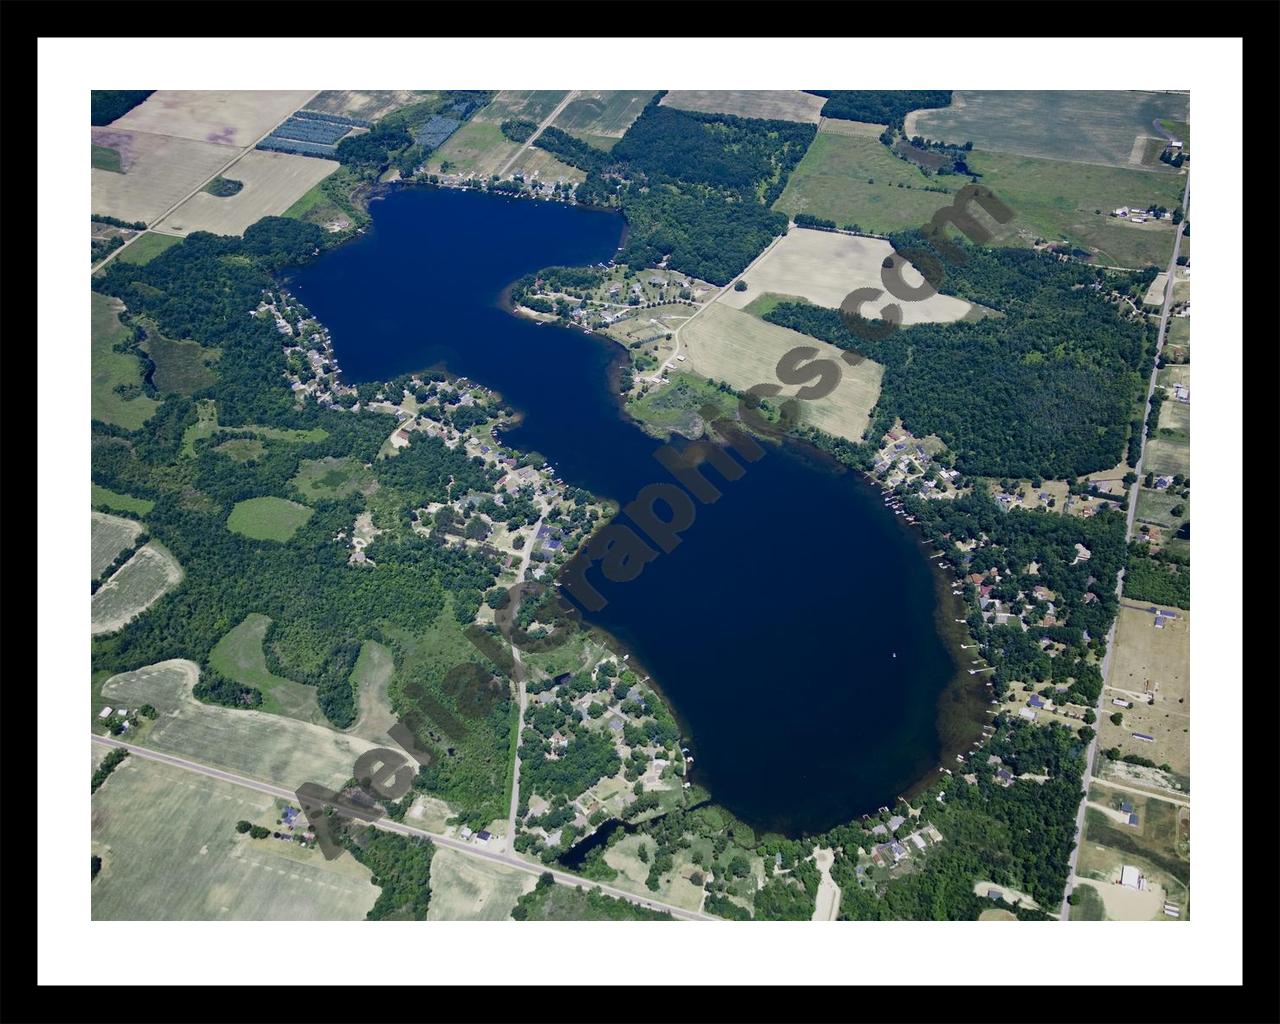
552,90 -> 656,137
100,660 -> 381,791
91,542 -> 183,635
305,90 -> 435,122
91,128 -> 235,225
227,496 -> 313,542
1101,604 -> 1190,774
425,846 -> 534,921
660,90 -> 825,124
209,614 -> 326,726
91,292 -> 158,430
111,90 -> 316,148
816,117 -> 886,138
718,227 -> 979,324
156,149 -> 339,236
472,90 -> 571,126
682,301 -> 883,443
115,232 -> 182,266
908,90 -> 1190,169
92,511 -> 143,579
92,754 -> 377,920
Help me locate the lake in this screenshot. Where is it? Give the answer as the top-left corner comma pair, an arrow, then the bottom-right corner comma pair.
289,185 -> 977,837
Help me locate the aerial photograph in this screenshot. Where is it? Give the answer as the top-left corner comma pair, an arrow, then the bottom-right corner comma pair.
76,81 -> 1207,931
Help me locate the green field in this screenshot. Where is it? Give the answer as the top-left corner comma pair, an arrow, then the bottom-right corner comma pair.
742,292 -> 809,320
143,333 -> 219,395
215,438 -> 266,462
626,373 -> 754,440
909,90 -> 1190,168
209,613 -> 327,725
188,405 -> 330,458
425,846 -> 534,920
551,90 -> 655,137
773,128 -> 955,234
92,754 -> 378,920
115,232 -> 182,266
227,496 -> 314,542
1068,881 -> 1106,920
100,660 -> 382,791
92,143 -> 122,173
1165,316 -> 1189,352
291,456 -> 376,502
1144,437 -> 1190,479
91,292 -> 158,429
958,149 -> 1186,267
1135,487 -> 1188,530
425,119 -> 519,177
92,511 -> 143,579
92,483 -> 155,515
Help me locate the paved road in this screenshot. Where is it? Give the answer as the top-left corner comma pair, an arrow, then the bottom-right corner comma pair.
92,90 -> 323,274
1058,169 -> 1190,920
504,513 -> 544,852
92,733 -> 713,921
496,91 -> 580,180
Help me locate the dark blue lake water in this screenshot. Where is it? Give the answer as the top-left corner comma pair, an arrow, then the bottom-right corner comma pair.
290,186 -> 971,836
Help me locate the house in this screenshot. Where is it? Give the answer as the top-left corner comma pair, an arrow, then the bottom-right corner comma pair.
889,841 -> 908,861
607,717 -> 625,733
1072,543 -> 1092,564
1132,733 -> 1155,742
475,830 -> 492,843
996,769 -> 1014,786
887,814 -> 906,832
282,806 -> 301,827
1128,813 -> 1140,826
909,832 -> 927,851
1018,708 -> 1037,722
1028,694 -> 1046,709
987,888 -> 1004,901
870,823 -> 889,837
1120,802 -> 1133,814
98,706 -> 114,720
459,826 -> 473,840
1112,698 -> 1133,708
1155,476 -> 1171,490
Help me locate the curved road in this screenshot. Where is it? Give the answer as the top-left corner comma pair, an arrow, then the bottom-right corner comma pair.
92,733 -> 713,922
1058,167 -> 1190,921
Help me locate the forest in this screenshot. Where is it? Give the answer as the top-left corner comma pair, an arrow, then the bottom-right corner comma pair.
765,234 -> 1156,478
531,126 -> 609,174
1122,548 -> 1191,609
91,90 -> 154,126
808,90 -> 952,128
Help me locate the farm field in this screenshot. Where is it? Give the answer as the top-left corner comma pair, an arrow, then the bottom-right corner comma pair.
114,231 -> 182,266
100,660 -> 381,791
425,846 -> 534,920
291,456 -> 377,502
718,227 -> 979,324
425,119 -> 521,178
156,150 -> 339,236
472,90 -> 571,126
1143,436 -> 1190,479
907,90 -> 1190,169
91,128 -> 236,225
92,143 -> 123,173
92,754 -> 377,920
551,90 -> 656,137
1134,487 -> 1188,531
958,149 -> 1186,268
1101,604 -> 1190,775
92,483 -> 155,516
91,292 -> 158,430
110,90 -> 317,148
682,301 -> 883,443
660,90 -> 825,124
142,332 -> 219,395
209,614 -> 327,725
1158,399 -> 1190,437
1165,315 -> 1190,355
226,496 -> 314,541
305,90 -> 436,122
1157,364 -> 1191,390
92,511 -> 143,579
91,542 -> 183,635
773,127 -> 959,235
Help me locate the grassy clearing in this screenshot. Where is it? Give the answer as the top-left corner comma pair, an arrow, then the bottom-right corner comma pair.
92,754 -> 377,920
425,119 -> 520,178
226,497 -> 314,542
101,660 -> 381,791
742,292 -> 808,320
92,511 -> 144,579
142,332 -> 219,395
1157,399 -> 1190,438
626,372 -> 750,440
349,640 -> 397,743
909,90 -> 1190,168
1134,487 -> 1188,531
683,301 -> 883,443
91,292 -> 158,430
291,456 -> 376,502
115,231 -> 182,266
215,438 -> 266,463
209,613 -> 326,725
1166,316 -> 1189,352
91,542 -> 183,635
92,143 -> 123,173
773,129 -> 955,234
425,846 -> 534,920
1068,882 -> 1107,920
92,483 -> 155,516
